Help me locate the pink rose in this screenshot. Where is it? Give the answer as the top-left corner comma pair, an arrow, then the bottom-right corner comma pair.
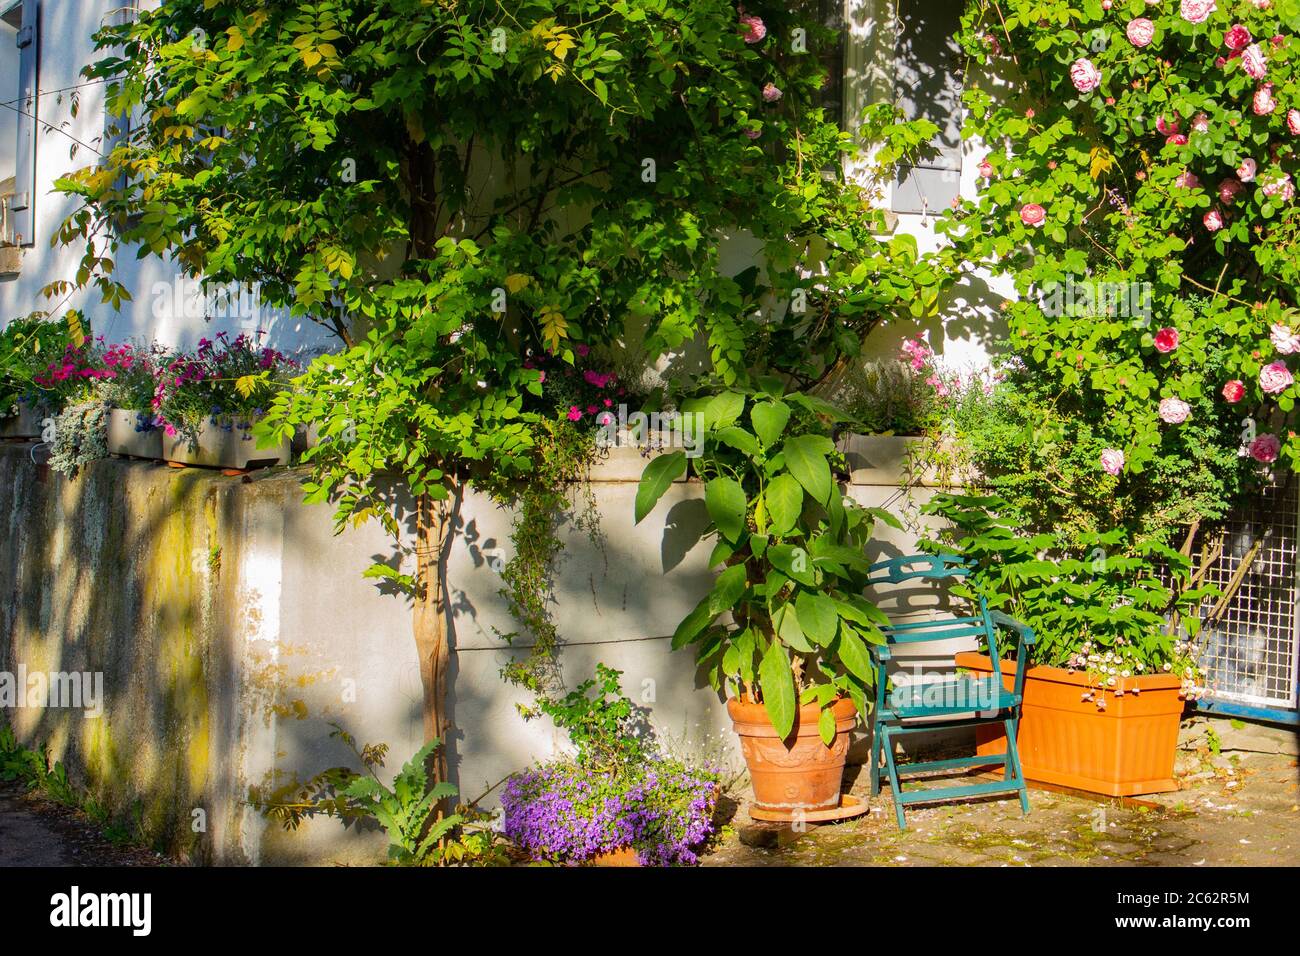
1260,360 -> 1294,394
738,13 -> 766,44
1262,172 -> 1296,202
1241,43 -> 1268,78
1252,0 -> 1271,9
1238,158 -> 1257,182
761,82 -> 782,102
978,158 -> 995,178
1249,434 -> 1281,463
1159,397 -> 1192,424
1218,178 -> 1244,204
1127,19 -> 1155,47
1271,324 -> 1300,354
1070,58 -> 1101,93
1166,133 -> 1189,146
1192,112 -> 1211,132
1175,170 -> 1200,189
743,127 -> 761,139
1019,203 -> 1047,227
1100,449 -> 1126,476
1289,110 -> 1300,135
1156,115 -> 1181,136
1203,209 -> 1225,231
1225,25 -> 1253,51
1180,0 -> 1216,23
1222,379 -> 1246,403
1154,327 -> 1180,353
1253,84 -> 1277,115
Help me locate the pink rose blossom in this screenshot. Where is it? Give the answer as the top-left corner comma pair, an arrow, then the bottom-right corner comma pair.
1253,84 -> 1277,115
1070,58 -> 1101,93
1241,43 -> 1268,78
1271,324 -> 1300,354
1192,112 -> 1211,133
1100,449 -> 1126,476
1222,379 -> 1246,403
1288,110 -> 1300,135
1262,171 -> 1296,202
1218,178 -> 1245,204
1127,18 -> 1155,47
1019,203 -> 1047,227
1180,0 -> 1216,24
1249,433 -> 1281,463
1252,0 -> 1271,9
1203,209 -> 1225,231
761,82 -> 782,102
1238,158 -> 1257,182
1166,133 -> 1189,146
1159,397 -> 1192,424
1154,327 -> 1180,353
977,158 -> 994,178
1175,169 -> 1200,189
1156,115 -> 1181,136
738,13 -> 766,44
1260,360 -> 1294,394
1225,24 -> 1253,51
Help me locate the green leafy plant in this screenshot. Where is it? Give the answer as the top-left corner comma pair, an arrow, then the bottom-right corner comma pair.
532,663 -> 650,772
920,492 -> 1213,704
636,383 -> 900,741
254,724 -> 509,867
0,316 -> 69,416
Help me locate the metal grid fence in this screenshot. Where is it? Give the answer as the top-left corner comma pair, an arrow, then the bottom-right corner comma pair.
1194,479 -> 1300,711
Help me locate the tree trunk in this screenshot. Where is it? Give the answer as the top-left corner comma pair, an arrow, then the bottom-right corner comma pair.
413,485 -> 457,783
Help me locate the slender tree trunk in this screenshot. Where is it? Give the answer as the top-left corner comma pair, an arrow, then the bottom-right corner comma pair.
413,485 -> 457,783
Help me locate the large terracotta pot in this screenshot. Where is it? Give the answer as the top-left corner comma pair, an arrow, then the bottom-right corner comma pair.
727,696 -> 858,812
957,653 -> 1186,796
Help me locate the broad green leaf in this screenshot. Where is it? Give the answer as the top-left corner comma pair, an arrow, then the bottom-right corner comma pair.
708,563 -> 748,615
818,706 -> 837,746
672,596 -> 713,649
795,591 -> 839,645
705,476 -> 748,542
634,451 -> 687,523
759,641 -> 796,739
768,544 -> 815,586
704,390 -> 745,428
764,473 -> 803,536
838,628 -> 875,683
783,434 -> 833,504
751,400 -> 791,447
774,603 -> 813,653
715,426 -> 760,457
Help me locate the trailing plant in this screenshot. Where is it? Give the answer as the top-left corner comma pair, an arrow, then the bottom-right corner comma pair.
0,316 -> 70,416
921,492 -> 1213,708
636,382 -> 900,741
254,724 -> 510,867
48,400 -> 109,479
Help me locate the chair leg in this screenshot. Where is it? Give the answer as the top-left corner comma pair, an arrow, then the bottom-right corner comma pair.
869,717 -> 882,797
1004,716 -> 1030,816
881,727 -> 907,830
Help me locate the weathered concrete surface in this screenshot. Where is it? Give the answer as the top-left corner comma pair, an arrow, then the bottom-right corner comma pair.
0,782 -> 163,866
0,443 -> 970,864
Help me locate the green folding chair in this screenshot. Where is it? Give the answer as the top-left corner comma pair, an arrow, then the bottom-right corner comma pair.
865,553 -> 1034,830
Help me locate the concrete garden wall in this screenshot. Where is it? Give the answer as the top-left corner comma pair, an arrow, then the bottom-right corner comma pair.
0,436 -> 972,864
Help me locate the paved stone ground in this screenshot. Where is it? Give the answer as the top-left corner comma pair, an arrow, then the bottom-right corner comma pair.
704,734 -> 1300,867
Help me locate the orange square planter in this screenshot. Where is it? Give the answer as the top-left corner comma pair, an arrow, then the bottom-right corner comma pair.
955,653 -> 1187,797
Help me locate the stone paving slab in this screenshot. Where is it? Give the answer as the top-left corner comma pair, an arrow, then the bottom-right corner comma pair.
704,748 -> 1300,867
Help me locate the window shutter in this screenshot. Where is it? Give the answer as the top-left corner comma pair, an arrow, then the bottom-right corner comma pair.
891,0 -> 965,216
11,0 -> 37,246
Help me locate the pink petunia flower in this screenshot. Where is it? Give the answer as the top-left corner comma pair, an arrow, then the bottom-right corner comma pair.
567,406 -> 583,421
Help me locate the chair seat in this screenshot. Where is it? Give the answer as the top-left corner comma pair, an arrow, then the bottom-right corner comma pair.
884,676 -> 1020,718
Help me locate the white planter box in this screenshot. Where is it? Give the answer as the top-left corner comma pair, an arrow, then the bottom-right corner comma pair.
105,407 -> 163,459
0,401 -> 46,439
163,419 -> 290,470
837,433 -> 941,487
589,431 -> 693,483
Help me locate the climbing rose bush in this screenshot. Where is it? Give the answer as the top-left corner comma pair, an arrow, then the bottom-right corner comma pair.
951,0 -> 1300,479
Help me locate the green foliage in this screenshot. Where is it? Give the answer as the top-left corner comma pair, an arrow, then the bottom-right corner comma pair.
949,0 -> 1300,474
47,400 -> 108,479
253,724 -> 509,866
637,383 -> 899,739
920,493 -> 1212,686
0,316 -> 68,415
532,663 -> 649,772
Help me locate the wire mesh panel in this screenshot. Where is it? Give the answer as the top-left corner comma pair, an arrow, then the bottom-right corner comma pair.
1195,479 -> 1300,711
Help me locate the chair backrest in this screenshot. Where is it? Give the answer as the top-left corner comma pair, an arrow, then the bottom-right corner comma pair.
866,553 -> 1004,665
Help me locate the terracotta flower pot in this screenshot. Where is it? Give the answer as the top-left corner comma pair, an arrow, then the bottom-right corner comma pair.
956,652 -> 1186,797
589,847 -> 639,867
727,696 -> 858,812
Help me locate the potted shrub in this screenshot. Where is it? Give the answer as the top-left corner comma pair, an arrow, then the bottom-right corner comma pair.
100,341 -> 168,459
0,317 -> 68,439
29,334 -> 120,477
500,665 -> 720,866
923,493 -> 1213,796
154,332 -> 295,470
635,384 -> 898,816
